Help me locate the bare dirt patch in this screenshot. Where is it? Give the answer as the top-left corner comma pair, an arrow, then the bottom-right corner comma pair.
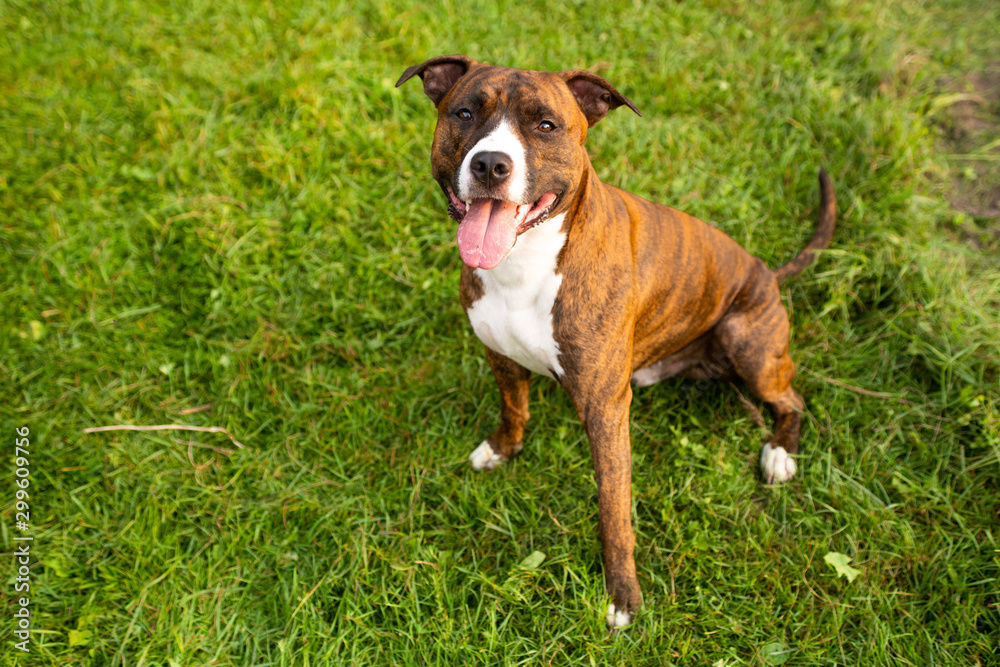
936,62 -> 1000,248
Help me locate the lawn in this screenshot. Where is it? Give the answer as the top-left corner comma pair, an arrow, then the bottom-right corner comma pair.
2,0 -> 999,664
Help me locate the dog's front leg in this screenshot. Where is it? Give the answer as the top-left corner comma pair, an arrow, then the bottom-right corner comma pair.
574,378 -> 642,628
469,348 -> 531,470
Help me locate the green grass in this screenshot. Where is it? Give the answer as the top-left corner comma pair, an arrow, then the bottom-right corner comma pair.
2,0 -> 999,664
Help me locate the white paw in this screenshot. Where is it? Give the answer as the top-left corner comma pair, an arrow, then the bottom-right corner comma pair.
605,603 -> 633,629
760,443 -> 797,484
468,440 -> 505,471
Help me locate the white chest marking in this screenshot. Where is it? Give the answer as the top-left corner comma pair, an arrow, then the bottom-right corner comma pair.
466,214 -> 567,379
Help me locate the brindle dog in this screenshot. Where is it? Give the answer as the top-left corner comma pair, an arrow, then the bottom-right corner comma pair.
397,55 -> 836,627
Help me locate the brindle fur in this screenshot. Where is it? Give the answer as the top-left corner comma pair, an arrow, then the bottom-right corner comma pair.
398,55 -> 836,622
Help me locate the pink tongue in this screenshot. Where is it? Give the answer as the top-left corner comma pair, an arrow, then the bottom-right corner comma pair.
456,199 -> 519,269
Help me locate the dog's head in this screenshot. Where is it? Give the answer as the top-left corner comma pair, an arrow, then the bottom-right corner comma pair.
397,56 -> 640,269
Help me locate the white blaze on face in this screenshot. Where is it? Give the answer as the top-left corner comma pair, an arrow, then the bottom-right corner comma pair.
457,118 -> 528,204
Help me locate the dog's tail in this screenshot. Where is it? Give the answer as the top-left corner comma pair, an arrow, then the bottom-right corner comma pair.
773,168 -> 837,284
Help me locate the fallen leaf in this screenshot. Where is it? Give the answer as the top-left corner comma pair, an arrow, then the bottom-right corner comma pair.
762,640 -> 791,665
824,551 -> 861,582
518,551 -> 545,570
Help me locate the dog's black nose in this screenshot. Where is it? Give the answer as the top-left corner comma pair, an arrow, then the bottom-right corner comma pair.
470,151 -> 513,189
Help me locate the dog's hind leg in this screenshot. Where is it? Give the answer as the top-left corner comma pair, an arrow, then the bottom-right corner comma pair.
757,386 -> 804,484
714,274 -> 805,483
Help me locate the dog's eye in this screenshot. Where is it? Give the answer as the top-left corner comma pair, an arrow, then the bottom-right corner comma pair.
537,120 -> 556,132
456,109 -> 473,121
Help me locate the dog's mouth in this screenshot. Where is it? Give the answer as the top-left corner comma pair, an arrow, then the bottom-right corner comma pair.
447,187 -> 559,270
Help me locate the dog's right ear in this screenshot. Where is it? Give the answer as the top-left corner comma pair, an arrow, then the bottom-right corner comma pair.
396,55 -> 476,107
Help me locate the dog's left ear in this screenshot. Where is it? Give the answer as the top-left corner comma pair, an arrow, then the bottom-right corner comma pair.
559,69 -> 641,127
396,55 -> 477,107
